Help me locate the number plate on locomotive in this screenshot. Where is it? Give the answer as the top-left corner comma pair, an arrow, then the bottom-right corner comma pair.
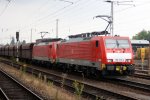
114,59 -> 125,62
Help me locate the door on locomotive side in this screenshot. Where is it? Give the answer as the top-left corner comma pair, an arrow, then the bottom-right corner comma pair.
50,42 -> 57,63
91,37 -> 104,70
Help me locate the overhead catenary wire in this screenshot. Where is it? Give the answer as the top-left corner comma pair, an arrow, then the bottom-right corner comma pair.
4,0 -> 80,40
18,0 -> 110,39
3,0 -> 150,31
115,0 -> 150,13
114,1 -> 150,25
2,0 -> 150,44
6,0 -> 105,34
31,0 -> 73,20
19,0 -> 82,32
0,0 -> 11,17
2,0 -> 71,33
18,0 -> 94,39
4,0 -> 137,33
32,0 -> 74,24
29,0 -> 99,28
31,0 -> 93,28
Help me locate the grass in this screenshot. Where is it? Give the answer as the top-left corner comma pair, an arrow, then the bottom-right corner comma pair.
73,80 -> 84,100
61,73 -> 67,88
0,63 -> 80,100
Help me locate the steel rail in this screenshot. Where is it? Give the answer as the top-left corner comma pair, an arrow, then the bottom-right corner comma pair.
27,67 -> 137,100
132,73 -> 150,80
0,88 -> 9,100
0,69 -> 43,100
109,78 -> 150,92
0,58 -> 149,100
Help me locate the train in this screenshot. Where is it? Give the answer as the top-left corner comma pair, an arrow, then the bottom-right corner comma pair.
0,31 -> 134,78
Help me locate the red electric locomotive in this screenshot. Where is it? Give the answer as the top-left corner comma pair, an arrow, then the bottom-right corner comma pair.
56,31 -> 134,76
32,38 -> 62,63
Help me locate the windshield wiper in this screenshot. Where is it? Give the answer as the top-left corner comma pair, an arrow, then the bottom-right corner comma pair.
116,40 -> 119,47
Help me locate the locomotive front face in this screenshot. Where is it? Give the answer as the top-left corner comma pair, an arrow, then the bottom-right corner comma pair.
102,37 -> 134,75
105,38 -> 132,63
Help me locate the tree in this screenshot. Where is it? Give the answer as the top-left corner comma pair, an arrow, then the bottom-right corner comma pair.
22,40 -> 26,45
132,30 -> 150,41
10,37 -> 15,45
5,43 -> 9,46
146,31 -> 150,42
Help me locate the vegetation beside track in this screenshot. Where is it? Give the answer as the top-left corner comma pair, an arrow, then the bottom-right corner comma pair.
0,62 -> 81,100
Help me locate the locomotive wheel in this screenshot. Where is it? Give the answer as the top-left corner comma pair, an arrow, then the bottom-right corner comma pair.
84,69 -> 90,78
62,65 -> 67,73
101,70 -> 107,76
95,70 -> 102,79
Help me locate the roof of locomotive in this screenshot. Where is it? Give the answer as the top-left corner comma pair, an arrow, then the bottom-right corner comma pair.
36,38 -> 62,44
35,38 -> 62,46
61,35 -> 130,43
65,31 -> 129,43
68,31 -> 110,38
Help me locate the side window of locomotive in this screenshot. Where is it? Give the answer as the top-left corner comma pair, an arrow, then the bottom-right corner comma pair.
96,41 -> 99,47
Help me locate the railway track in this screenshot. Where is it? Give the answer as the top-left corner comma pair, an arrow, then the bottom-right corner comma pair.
132,73 -> 150,80
0,88 -> 9,100
26,67 -> 138,100
107,77 -> 150,92
135,69 -> 149,74
0,58 -> 150,100
0,69 -> 43,100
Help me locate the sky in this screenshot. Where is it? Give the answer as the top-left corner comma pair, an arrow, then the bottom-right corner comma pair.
0,0 -> 150,44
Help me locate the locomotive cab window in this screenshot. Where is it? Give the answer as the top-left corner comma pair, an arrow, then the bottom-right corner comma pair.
105,39 -> 130,48
96,41 -> 99,47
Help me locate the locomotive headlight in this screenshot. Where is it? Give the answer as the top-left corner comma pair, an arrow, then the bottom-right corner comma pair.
123,66 -> 127,70
107,59 -> 113,62
126,59 -> 131,62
